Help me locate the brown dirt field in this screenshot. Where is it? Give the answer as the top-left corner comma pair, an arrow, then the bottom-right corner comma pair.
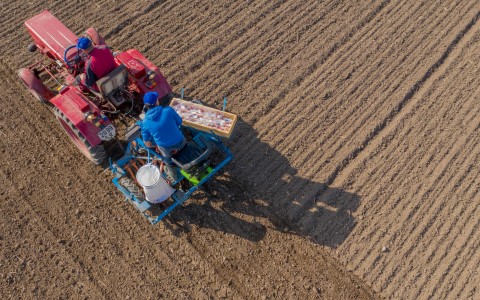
1,1 -> 479,299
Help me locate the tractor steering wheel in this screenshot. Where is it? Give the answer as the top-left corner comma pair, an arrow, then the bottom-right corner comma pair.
63,45 -> 83,70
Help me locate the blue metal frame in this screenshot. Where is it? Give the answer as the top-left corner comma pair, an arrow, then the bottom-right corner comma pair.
109,127 -> 233,224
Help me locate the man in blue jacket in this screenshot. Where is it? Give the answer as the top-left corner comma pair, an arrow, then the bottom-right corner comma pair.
141,92 -> 186,181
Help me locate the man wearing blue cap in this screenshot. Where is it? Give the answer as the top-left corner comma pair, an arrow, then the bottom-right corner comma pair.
141,91 -> 186,181
75,37 -> 116,91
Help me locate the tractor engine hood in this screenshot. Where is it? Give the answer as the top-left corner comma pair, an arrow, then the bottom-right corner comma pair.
24,10 -> 78,62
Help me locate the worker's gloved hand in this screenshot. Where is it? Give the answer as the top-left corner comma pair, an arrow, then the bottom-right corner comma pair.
74,74 -> 85,85
73,75 -> 81,86
73,74 -> 89,93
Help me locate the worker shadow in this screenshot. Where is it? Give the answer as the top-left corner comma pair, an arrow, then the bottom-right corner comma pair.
168,117 -> 361,248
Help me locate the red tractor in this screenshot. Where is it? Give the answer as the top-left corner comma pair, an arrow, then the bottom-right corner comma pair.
19,11 -> 237,224
18,10 -> 173,164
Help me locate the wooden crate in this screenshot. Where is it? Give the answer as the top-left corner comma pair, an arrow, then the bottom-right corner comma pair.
170,98 -> 237,138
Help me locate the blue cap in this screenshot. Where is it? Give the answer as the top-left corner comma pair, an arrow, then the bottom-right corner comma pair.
77,37 -> 91,50
143,92 -> 159,105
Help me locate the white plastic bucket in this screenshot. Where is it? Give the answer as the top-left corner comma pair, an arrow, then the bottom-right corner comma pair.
136,164 -> 175,203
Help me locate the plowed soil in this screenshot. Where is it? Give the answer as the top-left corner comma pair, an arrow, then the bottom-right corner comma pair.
1,1 -> 479,299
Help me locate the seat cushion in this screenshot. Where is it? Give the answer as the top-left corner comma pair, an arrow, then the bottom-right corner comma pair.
96,64 -> 127,96
172,142 -> 203,165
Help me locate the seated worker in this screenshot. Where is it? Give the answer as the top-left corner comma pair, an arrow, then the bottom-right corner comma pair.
141,92 -> 187,181
75,37 -> 116,92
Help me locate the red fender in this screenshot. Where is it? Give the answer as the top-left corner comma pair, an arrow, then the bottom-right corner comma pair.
50,86 -> 112,147
85,27 -> 105,46
116,49 -> 172,99
18,68 -> 54,103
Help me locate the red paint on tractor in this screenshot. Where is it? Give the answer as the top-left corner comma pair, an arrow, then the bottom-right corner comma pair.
122,49 -> 172,99
51,86 -> 108,146
116,52 -> 146,78
24,10 -> 78,61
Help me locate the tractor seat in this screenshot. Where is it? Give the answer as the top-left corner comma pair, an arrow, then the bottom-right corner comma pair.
95,64 -> 128,98
172,135 -> 213,175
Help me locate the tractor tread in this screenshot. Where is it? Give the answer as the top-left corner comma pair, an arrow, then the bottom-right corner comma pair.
53,107 -> 107,164
119,177 -> 147,204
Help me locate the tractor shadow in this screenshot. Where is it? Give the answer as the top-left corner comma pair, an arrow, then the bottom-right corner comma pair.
168,117 -> 361,248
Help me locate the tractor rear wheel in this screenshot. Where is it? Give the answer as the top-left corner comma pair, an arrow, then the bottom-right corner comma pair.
85,27 -> 105,45
119,177 -> 146,202
18,68 -> 53,104
53,107 -> 107,165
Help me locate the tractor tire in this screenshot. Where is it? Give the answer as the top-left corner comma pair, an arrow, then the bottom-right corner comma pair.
18,68 -> 53,104
119,177 -> 146,202
53,107 -> 107,165
85,27 -> 105,45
